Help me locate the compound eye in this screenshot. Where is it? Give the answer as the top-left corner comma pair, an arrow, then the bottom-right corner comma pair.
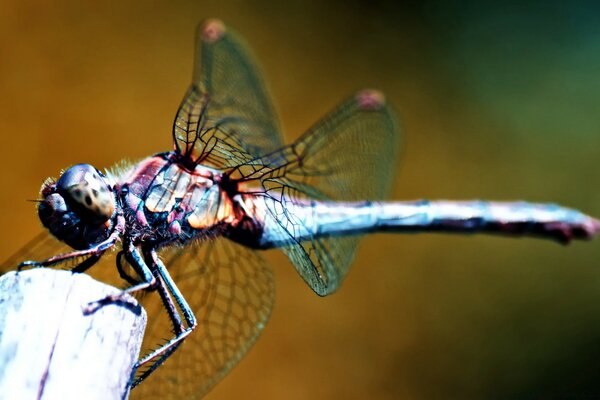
57,164 -> 115,223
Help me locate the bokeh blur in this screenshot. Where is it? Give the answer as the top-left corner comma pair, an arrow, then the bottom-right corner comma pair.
1,1 -> 600,399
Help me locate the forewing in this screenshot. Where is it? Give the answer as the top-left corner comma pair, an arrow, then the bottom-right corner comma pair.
173,19 -> 283,168
132,239 -> 275,399
234,90 -> 400,296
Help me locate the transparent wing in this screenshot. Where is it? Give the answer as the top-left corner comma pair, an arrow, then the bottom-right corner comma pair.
173,19 -> 283,168
132,238 -> 275,400
4,233 -> 274,399
233,90 -> 400,296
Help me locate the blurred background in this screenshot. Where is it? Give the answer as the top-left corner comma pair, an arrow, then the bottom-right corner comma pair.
1,1 -> 600,399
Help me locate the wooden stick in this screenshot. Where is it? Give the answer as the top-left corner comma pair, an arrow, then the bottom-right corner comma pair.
0,269 -> 147,400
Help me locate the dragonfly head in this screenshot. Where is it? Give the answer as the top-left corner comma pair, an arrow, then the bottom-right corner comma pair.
38,164 -> 117,250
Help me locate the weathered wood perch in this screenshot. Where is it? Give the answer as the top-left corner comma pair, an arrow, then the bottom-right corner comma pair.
0,269 -> 147,400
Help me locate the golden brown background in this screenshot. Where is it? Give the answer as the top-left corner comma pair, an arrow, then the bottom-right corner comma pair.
1,1 -> 600,399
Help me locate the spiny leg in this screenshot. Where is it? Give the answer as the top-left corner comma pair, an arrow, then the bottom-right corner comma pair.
147,249 -> 197,330
132,248 -> 197,388
116,250 -> 142,286
18,239 -> 112,270
115,237 -> 155,286
83,241 -> 157,314
18,214 -> 126,270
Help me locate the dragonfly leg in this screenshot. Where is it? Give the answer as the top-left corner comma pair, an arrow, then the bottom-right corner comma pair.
116,250 -> 143,286
113,236 -> 153,286
18,214 -> 126,270
131,248 -> 197,388
83,242 -> 157,314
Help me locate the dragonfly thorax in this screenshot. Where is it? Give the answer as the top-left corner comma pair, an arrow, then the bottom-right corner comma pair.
38,163 -> 117,250
121,154 -> 238,244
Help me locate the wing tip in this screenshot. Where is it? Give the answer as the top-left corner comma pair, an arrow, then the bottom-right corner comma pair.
201,18 -> 227,43
355,89 -> 386,110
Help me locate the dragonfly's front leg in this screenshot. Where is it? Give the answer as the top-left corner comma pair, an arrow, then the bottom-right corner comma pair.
83,241 -> 157,314
18,214 -> 126,271
131,248 -> 197,388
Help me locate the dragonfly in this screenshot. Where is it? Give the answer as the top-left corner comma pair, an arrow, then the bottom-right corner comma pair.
6,18 -> 599,399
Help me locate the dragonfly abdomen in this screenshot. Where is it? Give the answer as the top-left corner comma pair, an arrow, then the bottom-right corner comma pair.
253,199 -> 600,247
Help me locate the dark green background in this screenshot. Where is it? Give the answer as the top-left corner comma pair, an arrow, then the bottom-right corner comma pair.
1,1 -> 599,399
